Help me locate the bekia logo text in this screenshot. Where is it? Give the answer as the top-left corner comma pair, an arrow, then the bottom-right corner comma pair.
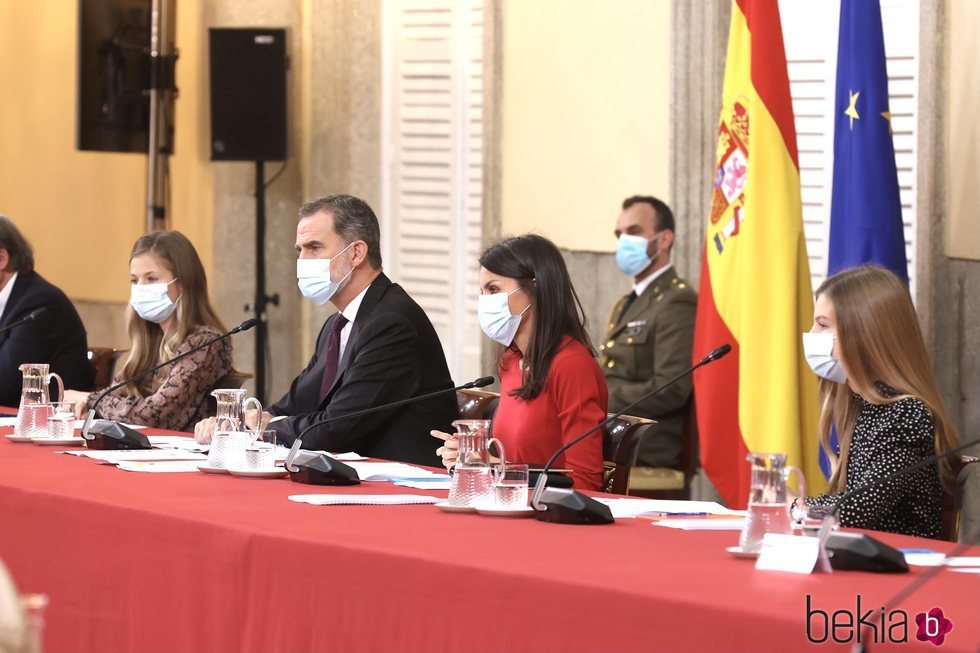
806,595 -> 953,646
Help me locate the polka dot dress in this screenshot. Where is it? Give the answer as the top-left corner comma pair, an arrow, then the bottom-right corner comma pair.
805,384 -> 942,539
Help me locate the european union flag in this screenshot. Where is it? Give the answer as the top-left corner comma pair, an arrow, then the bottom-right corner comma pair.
820,0 -> 909,478
827,0 -> 908,283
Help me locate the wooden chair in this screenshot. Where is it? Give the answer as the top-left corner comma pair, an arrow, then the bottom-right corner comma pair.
456,389 -> 500,420
941,455 -> 980,543
602,415 -> 651,495
87,347 -> 127,390
624,395 -> 699,500
206,371 -> 255,414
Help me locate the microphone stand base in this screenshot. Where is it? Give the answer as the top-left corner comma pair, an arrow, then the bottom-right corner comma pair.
533,488 -> 614,525
287,453 -> 360,486
83,421 -> 151,450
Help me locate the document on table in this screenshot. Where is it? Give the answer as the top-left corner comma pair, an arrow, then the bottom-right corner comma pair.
650,518 -> 747,531
115,461 -> 204,473
63,449 -> 207,463
347,462 -> 446,482
147,435 -> 209,452
392,478 -> 452,490
288,494 -> 441,506
593,497 -> 746,519
0,417 -> 147,429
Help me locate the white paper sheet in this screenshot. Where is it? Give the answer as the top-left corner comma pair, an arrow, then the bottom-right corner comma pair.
593,497 -> 745,519
287,494 -> 441,506
347,462 -> 445,482
392,479 -> 453,490
115,461 -> 204,473
63,449 -> 207,463
651,518 -> 747,531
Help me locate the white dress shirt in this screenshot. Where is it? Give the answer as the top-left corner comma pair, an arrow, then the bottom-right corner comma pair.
633,263 -> 673,297
0,272 -> 18,321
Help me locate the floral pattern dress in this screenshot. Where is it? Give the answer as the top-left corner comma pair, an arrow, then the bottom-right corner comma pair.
86,325 -> 233,433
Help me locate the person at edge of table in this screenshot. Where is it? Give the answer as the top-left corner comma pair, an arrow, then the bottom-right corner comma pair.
603,195 -> 697,468
194,194 -> 457,467
63,231 -> 234,433
431,234 -> 608,491
0,215 -> 92,407
797,265 -> 960,539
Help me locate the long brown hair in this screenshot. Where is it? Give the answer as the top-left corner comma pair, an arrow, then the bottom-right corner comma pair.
816,265 -> 959,492
118,231 -> 226,397
479,234 -> 595,400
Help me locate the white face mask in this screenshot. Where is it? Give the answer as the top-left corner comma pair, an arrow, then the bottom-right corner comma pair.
802,332 -> 848,383
296,243 -> 353,305
478,288 -> 529,346
131,279 -> 180,324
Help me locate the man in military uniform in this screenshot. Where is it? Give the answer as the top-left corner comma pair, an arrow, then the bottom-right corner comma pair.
601,196 -> 697,468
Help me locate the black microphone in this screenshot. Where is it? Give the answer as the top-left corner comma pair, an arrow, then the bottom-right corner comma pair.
81,318 -> 258,450
531,344 -> 733,525
0,307 -> 46,334
814,435 -> 980,573
283,375 -> 495,485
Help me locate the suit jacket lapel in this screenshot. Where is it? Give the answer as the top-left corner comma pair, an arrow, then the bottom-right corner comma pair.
324,273 -> 392,400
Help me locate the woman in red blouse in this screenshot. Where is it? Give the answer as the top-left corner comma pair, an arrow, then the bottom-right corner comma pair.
433,234 -> 608,490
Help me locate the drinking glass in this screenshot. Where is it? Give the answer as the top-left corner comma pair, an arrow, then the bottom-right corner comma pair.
47,402 -> 75,439
243,430 -> 278,470
492,463 -> 529,508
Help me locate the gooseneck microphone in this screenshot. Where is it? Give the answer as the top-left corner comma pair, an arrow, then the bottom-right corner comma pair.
81,318 -> 258,450
283,375 -> 495,485
531,344 -> 733,525
815,434 -> 980,572
0,307 -> 47,334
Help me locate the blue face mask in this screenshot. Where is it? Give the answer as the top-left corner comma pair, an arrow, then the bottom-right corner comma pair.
478,288 -> 530,346
615,233 -> 661,276
802,332 -> 848,384
296,243 -> 353,305
131,279 -> 180,323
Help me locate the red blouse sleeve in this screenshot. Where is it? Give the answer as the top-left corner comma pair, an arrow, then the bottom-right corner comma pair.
548,342 -> 608,491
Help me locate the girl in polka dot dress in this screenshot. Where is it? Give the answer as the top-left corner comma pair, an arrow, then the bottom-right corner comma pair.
801,265 -> 959,539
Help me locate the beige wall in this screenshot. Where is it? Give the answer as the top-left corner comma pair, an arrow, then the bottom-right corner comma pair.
947,0 -> 980,261
499,0 -> 671,252
0,0 -> 213,304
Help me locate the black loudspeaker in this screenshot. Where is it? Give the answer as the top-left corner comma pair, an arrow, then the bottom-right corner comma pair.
85,420 -> 151,450
208,28 -> 287,161
825,532 -> 909,573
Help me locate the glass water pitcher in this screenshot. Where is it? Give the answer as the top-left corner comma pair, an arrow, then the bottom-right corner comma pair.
738,452 -> 806,552
447,419 -> 506,508
14,364 -> 64,438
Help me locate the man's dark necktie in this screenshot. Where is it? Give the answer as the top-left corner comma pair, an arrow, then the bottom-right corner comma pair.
618,291 -> 637,324
320,313 -> 349,400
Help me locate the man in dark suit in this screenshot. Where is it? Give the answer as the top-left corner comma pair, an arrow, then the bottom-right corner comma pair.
0,216 -> 92,406
197,195 -> 456,467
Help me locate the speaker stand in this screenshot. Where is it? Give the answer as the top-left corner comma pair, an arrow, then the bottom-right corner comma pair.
251,161 -> 280,404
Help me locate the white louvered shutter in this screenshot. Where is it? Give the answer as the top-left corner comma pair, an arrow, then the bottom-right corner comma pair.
382,0 -> 484,383
779,0 -> 919,298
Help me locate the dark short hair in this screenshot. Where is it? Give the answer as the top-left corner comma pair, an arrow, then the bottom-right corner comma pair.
298,195 -> 383,268
622,195 -> 676,233
479,234 -> 594,400
0,215 -> 35,273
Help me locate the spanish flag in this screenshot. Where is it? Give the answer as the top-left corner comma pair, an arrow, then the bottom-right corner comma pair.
692,0 -> 824,508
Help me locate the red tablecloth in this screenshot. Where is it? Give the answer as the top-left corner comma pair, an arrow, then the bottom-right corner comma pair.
1,428 -> 977,653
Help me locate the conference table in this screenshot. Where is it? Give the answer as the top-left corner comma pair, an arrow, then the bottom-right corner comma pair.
1,424 -> 977,653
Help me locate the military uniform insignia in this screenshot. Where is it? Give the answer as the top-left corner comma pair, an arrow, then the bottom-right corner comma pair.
624,320 -> 646,337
